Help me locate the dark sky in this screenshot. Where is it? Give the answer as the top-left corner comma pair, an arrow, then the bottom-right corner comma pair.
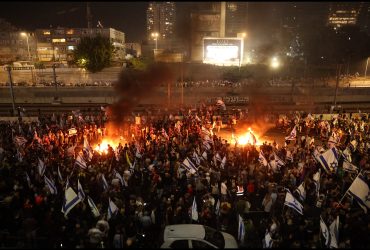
0,1 -> 150,42
0,2 -> 330,43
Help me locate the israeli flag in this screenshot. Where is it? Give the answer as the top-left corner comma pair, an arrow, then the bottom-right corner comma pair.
75,154 -> 87,169
44,176 -> 57,195
101,174 -> 109,191
284,190 -> 303,215
295,182 -> 306,201
215,153 -> 222,163
258,151 -> 268,167
329,216 -> 339,248
38,158 -> 46,176
320,216 -> 330,247
347,173 -> 370,213
193,151 -> 201,165
191,197 -> 198,221
113,169 -> 124,186
316,147 -> 339,173
83,137 -> 93,161
274,152 -> 285,168
215,199 -> 220,216
108,198 -> 119,220
77,179 -> 85,202
285,126 -> 297,141
87,196 -> 100,218
203,140 -> 212,151
57,166 -> 63,183
313,170 -> 321,197
220,156 -> 226,169
343,161 -> 358,173
238,215 -> 245,243
264,232 -> 273,248
182,157 -> 197,174
201,151 -> 207,160
25,172 -> 31,188
61,187 -> 81,216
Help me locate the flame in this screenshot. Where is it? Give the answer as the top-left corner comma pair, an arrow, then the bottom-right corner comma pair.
232,128 -> 261,146
93,137 -> 124,154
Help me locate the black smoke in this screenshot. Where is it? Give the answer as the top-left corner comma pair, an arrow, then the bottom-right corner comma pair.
107,63 -> 174,125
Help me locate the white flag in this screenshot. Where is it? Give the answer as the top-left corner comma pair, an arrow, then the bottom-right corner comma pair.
347,173 -> 370,213
258,151 -> 268,167
220,156 -> 226,169
75,154 -> 87,169
215,199 -> 220,216
313,170 -> 321,196
57,166 -> 63,183
101,174 -> 109,191
182,157 -> 197,174
191,197 -> 198,221
108,198 -> 119,220
264,232 -> 273,248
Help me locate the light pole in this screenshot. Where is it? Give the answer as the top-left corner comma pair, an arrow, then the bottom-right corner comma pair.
151,32 -> 159,50
20,32 -> 31,61
6,66 -> 16,115
365,57 -> 369,78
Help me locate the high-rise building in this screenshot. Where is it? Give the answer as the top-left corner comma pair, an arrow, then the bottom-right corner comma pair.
146,2 -> 176,41
225,2 -> 248,37
328,3 -> 362,28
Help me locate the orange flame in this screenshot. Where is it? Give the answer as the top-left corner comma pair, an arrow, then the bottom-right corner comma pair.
93,137 -> 125,154
232,128 -> 261,146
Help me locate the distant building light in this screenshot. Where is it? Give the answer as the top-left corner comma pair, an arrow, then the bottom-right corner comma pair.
52,38 -> 66,43
67,46 -> 75,50
43,31 -> 51,35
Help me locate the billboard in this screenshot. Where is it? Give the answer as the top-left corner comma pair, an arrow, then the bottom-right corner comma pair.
203,37 -> 244,66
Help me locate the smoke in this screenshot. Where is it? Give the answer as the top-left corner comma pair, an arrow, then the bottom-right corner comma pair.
107,63 -> 174,125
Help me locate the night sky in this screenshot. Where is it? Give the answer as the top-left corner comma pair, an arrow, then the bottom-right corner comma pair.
0,2 -> 330,43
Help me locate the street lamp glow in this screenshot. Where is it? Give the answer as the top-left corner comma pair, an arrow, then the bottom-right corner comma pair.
151,32 -> 159,50
270,57 -> 280,69
20,32 -> 27,37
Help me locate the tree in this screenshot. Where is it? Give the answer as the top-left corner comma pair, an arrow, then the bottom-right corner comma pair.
74,35 -> 114,73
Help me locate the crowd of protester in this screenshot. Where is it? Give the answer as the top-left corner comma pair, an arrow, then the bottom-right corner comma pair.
0,105 -> 369,249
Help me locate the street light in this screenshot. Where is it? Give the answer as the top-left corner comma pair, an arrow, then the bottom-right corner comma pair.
20,32 -> 31,61
151,32 -> 159,50
270,57 -> 280,69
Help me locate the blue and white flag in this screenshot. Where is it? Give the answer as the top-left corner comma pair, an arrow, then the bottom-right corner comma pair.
238,215 -> 245,243
220,156 -> 226,169
101,174 -> 109,191
193,151 -> 201,165
295,182 -> 306,201
191,197 -> 198,221
87,196 -> 100,218
341,147 -> 352,163
215,153 -> 222,163
113,169 -> 124,186
329,216 -> 339,248
264,232 -> 273,248
61,187 -> 81,216
284,190 -> 303,215
77,179 -> 85,202
107,198 -> 119,220
57,166 -> 63,183
313,170 -> 321,197
44,176 -> 57,195
38,158 -> 46,176
201,151 -> 207,160
203,140 -> 212,151
75,154 -> 87,169
320,216 -> 330,247
182,157 -> 197,174
215,199 -> 220,216
347,173 -> 370,213
83,137 -> 93,161
285,126 -> 297,141
274,152 -> 285,168
343,161 -> 358,173
258,151 -> 268,167
316,147 -> 339,173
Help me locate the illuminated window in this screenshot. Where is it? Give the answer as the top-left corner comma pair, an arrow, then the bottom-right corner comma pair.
67,46 -> 75,50
66,29 -> 74,35
43,31 -> 51,35
52,38 -> 66,43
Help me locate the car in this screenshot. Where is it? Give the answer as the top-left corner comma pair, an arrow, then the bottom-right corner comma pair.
160,224 -> 238,249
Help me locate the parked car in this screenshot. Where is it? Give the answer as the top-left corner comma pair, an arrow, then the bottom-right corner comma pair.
161,224 -> 238,249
